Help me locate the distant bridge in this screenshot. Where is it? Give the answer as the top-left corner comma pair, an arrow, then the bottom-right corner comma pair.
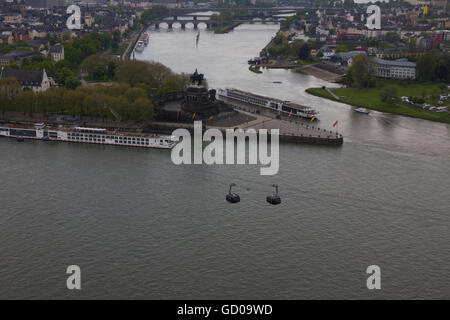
151,14 -> 287,30
168,6 -> 305,14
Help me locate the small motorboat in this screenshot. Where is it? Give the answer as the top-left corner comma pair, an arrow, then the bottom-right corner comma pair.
272,81 -> 282,84
16,137 -> 24,142
354,108 -> 370,114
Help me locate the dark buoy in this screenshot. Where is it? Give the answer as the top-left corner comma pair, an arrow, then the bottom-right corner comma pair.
16,137 -> 24,142
266,184 -> 281,205
226,183 -> 240,203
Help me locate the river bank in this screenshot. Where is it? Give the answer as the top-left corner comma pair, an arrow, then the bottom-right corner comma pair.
296,64 -> 343,82
306,86 -> 450,124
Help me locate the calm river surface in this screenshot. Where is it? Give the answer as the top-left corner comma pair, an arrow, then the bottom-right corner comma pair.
0,24 -> 449,299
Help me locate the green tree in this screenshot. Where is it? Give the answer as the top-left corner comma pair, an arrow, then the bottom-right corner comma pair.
156,74 -> 189,94
58,67 -> 75,85
13,90 -> 35,115
0,77 -> 20,115
335,44 -> 349,53
93,64 -> 107,81
287,40 -> 303,58
107,61 -> 116,79
347,54 -> 371,89
5,59 -> 19,69
0,77 -> 21,96
116,60 -> 172,88
113,29 -> 121,43
298,43 -> 311,61
65,76 -> 81,90
55,59 -> 72,72
62,31 -> 72,42
417,54 -> 436,82
125,87 -> 147,103
434,57 -> 449,82
385,32 -> 399,43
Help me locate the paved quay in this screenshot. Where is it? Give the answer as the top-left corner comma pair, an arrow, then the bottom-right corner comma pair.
157,109 -> 344,145
234,110 -> 343,145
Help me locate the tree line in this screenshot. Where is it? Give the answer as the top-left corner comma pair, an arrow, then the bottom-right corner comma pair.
266,32 -> 319,62
80,57 -> 189,95
0,59 -> 190,122
0,82 -> 154,122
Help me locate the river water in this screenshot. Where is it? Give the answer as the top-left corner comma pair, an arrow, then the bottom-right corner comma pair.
0,24 -> 449,299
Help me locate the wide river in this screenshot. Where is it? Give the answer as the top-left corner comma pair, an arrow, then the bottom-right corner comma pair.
1,24 -> 449,299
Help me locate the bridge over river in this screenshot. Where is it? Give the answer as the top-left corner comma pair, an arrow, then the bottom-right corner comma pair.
168,6 -> 305,14
151,14 -> 287,30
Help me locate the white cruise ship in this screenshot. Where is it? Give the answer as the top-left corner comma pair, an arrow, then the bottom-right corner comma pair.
218,88 -> 320,120
0,124 -> 176,149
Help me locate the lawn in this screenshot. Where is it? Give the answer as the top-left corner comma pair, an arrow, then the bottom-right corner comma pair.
306,83 -> 450,124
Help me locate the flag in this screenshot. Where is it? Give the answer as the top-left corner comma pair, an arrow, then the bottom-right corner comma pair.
333,120 -> 338,127
289,110 -> 292,117
176,112 -> 180,121
310,116 -> 316,122
192,113 -> 196,120
208,115 -> 213,120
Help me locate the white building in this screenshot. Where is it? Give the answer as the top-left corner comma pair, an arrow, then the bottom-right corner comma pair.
371,58 -> 417,80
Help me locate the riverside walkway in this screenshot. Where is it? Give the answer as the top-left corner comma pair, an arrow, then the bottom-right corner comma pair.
325,87 -> 340,100
236,110 -> 343,145
153,109 -> 343,145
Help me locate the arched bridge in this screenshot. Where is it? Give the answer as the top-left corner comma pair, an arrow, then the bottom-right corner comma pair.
151,15 -> 287,30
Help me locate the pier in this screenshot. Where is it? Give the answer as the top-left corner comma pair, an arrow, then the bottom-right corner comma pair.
151,109 -> 343,146
233,110 -> 343,145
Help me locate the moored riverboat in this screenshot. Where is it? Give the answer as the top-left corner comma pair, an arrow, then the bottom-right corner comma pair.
0,123 -> 176,149
139,32 -> 150,45
218,88 -> 320,120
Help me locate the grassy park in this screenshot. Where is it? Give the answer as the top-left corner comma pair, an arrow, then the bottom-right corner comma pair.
306,82 -> 450,124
